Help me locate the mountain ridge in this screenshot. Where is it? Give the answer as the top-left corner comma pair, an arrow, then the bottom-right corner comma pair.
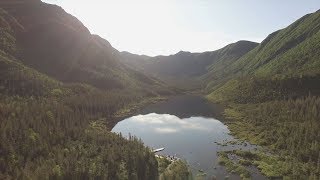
1,1 -> 320,179
205,10 -> 320,179
0,1 -> 176,179
120,40 -> 258,89
0,0 -> 174,93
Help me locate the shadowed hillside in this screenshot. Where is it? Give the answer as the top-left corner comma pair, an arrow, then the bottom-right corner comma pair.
1,0 -> 320,179
0,0 -> 170,92
120,40 -> 258,89
0,1 -> 178,179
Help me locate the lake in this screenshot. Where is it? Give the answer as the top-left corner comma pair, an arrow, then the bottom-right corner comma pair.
112,95 -> 265,179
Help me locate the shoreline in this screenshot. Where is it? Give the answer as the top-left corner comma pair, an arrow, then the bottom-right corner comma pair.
107,95 -> 171,130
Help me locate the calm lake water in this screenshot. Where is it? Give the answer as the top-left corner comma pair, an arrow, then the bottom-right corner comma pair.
112,95 -> 265,179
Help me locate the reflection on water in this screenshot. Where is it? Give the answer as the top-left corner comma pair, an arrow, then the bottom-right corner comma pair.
139,95 -> 224,119
112,113 -> 258,179
124,113 -> 213,133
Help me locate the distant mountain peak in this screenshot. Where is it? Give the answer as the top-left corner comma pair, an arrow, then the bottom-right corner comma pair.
176,51 -> 191,55
235,40 -> 258,44
0,0 -> 40,5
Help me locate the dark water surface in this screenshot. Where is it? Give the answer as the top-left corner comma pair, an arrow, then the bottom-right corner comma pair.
139,95 -> 224,119
112,95 -> 265,179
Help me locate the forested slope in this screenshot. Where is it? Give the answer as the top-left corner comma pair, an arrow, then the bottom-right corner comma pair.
0,50 -> 162,179
0,0 -> 170,92
0,1 -> 177,179
120,41 -> 257,89
207,9 -> 320,179
207,10 -> 320,102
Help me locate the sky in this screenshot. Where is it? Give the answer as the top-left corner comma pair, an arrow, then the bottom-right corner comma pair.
42,0 -> 320,56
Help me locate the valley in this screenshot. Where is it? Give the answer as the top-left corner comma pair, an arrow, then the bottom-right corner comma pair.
119,8 -> 320,179
112,95 -> 265,179
0,0 -> 319,179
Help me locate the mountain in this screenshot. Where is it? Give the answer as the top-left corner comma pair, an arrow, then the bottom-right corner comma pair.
207,10 -> 320,101
0,0 -> 171,92
0,1 -> 180,179
120,40 -> 258,89
1,0 -> 320,178
205,10 -> 320,179
228,11 -> 320,77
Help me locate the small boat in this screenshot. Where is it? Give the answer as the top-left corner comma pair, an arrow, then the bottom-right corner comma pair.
153,148 -> 165,153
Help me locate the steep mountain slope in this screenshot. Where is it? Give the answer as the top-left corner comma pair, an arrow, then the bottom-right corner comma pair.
206,10 -> 320,179
207,10 -> 320,99
1,0 -> 319,179
0,0 -> 169,92
120,41 -> 257,89
211,10 -> 320,83
240,10 -> 320,77
0,1 -> 179,179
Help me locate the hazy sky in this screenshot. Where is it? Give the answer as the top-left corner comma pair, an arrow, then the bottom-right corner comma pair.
42,0 -> 320,56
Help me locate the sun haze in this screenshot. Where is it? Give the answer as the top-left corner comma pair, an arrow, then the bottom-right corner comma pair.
42,0 -> 320,56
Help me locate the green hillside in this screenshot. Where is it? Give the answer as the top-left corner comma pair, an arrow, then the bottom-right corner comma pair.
0,1 -> 180,179
1,0 -> 320,179
207,10 -> 320,101
0,51 -> 162,179
234,11 -> 320,77
120,41 -> 257,90
200,41 -> 258,90
207,10 -> 320,85
207,10 -> 320,179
